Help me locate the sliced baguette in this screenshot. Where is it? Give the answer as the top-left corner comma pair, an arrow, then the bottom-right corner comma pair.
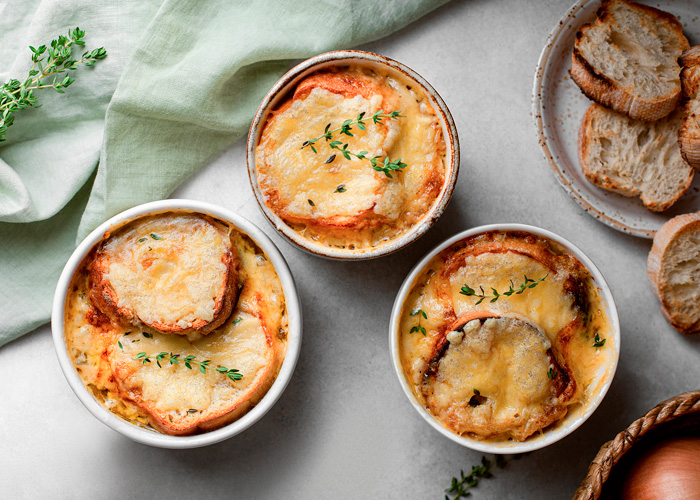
571,0 -> 689,121
647,212 -> 700,334
579,103 -> 693,212
679,45 -> 700,172
90,213 -> 239,337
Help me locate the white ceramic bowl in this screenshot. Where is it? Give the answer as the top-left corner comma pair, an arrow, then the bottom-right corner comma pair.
247,50 -> 459,260
389,224 -> 620,454
51,199 -> 302,449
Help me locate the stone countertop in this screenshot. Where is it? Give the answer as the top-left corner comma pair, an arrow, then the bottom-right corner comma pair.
2,1 -> 699,498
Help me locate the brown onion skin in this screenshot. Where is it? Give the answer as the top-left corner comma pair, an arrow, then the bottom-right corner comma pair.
622,437 -> 700,500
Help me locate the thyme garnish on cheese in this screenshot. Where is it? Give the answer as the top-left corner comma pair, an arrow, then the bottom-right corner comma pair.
134,352 -> 243,381
445,455 -> 526,500
459,274 -> 549,305
0,28 -> 107,142
409,308 -> 428,335
301,110 -> 407,178
593,332 -> 606,348
333,184 -> 347,193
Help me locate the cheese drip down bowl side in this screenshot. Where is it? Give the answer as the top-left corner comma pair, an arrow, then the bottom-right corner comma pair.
51,199 -> 302,449
247,50 -> 459,260
389,224 -> 620,454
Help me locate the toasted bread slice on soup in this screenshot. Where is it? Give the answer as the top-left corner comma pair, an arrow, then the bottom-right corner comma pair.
418,232 -> 592,441
89,213 -> 239,338
647,212 -> 700,335
255,68 -> 444,239
110,295 -> 282,435
421,312 -> 576,442
571,0 -> 689,121
579,103 -> 693,212
679,46 -> 700,172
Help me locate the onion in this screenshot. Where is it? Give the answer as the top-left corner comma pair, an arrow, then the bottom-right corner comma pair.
622,437 -> 700,500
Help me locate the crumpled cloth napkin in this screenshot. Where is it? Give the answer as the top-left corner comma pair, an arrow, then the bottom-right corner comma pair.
0,0 -> 449,346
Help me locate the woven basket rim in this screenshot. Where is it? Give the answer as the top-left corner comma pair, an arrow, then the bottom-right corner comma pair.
572,390 -> 700,500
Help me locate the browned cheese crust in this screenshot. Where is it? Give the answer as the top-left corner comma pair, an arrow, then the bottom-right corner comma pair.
255,65 -> 446,250
89,215 -> 239,336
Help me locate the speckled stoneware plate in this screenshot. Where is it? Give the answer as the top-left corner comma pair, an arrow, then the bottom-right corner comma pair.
533,0 -> 700,239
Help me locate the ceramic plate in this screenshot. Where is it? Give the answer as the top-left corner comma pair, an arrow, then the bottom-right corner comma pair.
533,0 -> 700,238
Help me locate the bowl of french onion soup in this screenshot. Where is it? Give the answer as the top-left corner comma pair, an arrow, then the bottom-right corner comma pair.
52,199 -> 301,448
390,224 -> 620,453
247,50 -> 459,259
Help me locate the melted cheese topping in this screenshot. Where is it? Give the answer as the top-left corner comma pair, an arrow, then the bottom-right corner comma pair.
64,214 -> 287,434
255,65 -> 446,251
398,232 -> 615,442
427,317 -> 559,441
98,214 -> 231,329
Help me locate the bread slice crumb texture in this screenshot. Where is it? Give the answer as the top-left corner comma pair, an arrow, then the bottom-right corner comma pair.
580,103 -> 693,211
648,213 -> 700,334
572,0 -> 688,120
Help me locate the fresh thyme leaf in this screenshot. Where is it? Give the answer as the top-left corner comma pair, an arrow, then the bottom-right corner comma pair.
473,389 -> 480,396
593,332 -> 606,348
446,454 -> 526,499
232,318 -> 243,325
149,233 -> 162,240
137,238 -> 147,243
133,352 -> 243,381
460,274 -> 548,304
118,341 -> 123,350
0,28 -> 107,142
334,184 -> 347,193
300,110 -> 407,176
187,409 -> 198,414
142,332 -> 153,339
307,199 -> 315,207
409,309 -> 428,336
547,367 -> 556,379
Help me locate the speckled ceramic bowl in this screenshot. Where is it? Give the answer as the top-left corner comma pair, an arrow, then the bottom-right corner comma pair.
51,199 -> 302,449
247,50 -> 459,260
389,224 -> 620,454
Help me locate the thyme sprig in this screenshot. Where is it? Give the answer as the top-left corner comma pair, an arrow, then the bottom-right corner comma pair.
445,454 -> 525,499
134,352 -> 243,381
409,308 -> 428,335
301,110 -> 407,178
593,332 -> 606,348
0,28 -> 107,142
460,274 -> 549,305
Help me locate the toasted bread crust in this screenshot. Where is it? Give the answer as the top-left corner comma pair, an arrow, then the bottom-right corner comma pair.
570,0 -> 688,121
679,46 -> 700,172
647,212 -> 700,334
114,295 -> 281,435
421,313 -> 576,442
89,215 -> 240,337
579,103 -> 693,212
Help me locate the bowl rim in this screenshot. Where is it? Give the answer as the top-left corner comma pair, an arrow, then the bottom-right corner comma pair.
50,199 -> 302,449
246,49 -> 460,260
388,223 -> 621,454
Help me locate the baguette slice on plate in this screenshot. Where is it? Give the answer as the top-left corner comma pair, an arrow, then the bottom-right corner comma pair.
571,0 -> 689,121
579,103 -> 693,212
679,45 -> 700,172
647,212 -> 700,334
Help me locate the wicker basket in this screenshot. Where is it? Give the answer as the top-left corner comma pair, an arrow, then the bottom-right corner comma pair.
573,390 -> 700,500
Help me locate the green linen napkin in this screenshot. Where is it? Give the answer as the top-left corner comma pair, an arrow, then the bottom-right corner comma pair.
0,0 -> 450,346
